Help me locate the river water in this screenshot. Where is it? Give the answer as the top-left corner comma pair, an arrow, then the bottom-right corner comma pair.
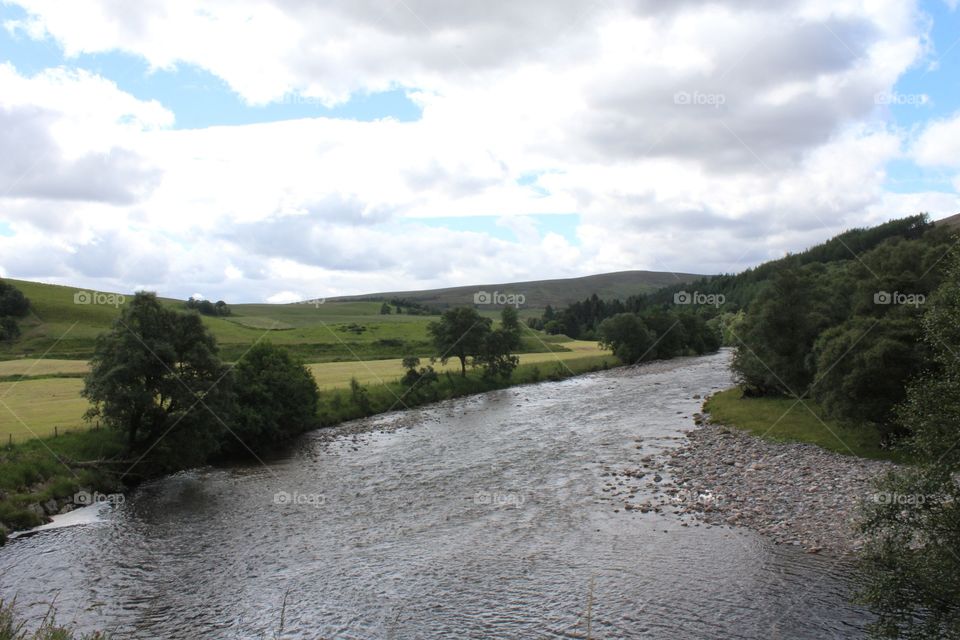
0,351 -> 871,638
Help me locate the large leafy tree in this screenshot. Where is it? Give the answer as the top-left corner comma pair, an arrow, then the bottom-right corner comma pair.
0,280 -> 29,318
427,307 -> 492,376
226,342 -> 319,456
812,315 -> 930,433
476,308 -> 522,379
859,248 -> 960,638
83,292 -> 233,473
731,267 -> 835,396
598,313 -> 655,364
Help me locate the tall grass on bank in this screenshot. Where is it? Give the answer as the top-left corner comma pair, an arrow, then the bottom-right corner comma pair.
704,387 -> 905,462
316,354 -> 618,425
0,430 -> 123,537
0,601 -> 107,640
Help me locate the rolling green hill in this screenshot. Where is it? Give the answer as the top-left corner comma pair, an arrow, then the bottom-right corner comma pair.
0,278 -> 572,362
325,269 -> 705,310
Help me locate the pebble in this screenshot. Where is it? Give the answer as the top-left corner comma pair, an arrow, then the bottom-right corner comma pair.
657,421 -> 896,556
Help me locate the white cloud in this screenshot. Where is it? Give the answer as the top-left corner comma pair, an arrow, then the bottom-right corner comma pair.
911,111 -> 960,167
0,0 -> 952,301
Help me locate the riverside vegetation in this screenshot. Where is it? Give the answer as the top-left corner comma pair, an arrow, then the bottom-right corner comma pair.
541,214 -> 960,639
2,215 -> 958,637
0,286 -> 623,545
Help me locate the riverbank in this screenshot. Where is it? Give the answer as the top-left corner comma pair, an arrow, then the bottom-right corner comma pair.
0,352 -> 620,543
632,390 -> 899,555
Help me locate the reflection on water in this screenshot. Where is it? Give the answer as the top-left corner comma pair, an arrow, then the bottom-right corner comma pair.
0,352 -> 870,638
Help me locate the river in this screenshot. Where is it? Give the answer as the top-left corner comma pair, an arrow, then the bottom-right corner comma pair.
0,351 -> 871,638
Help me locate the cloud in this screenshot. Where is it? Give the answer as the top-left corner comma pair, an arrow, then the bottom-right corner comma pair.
0,105 -> 160,203
0,63 -> 169,205
911,111 -> 960,167
0,0 -> 951,302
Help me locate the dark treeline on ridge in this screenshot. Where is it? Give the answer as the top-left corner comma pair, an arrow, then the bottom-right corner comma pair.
539,213 -> 956,437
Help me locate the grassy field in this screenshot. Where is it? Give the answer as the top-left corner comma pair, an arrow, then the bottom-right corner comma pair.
0,341 -> 611,442
0,279 -> 573,362
0,349 -> 621,538
0,359 -> 90,377
308,340 -> 609,389
0,379 -> 88,443
704,387 -> 903,462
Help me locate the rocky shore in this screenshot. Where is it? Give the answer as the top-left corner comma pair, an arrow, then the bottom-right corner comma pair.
618,405 -> 898,556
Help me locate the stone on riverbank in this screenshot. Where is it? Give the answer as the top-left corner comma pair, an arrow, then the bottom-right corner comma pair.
663,421 -> 896,555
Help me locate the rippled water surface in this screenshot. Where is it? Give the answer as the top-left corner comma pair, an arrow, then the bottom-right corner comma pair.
0,352 -> 871,638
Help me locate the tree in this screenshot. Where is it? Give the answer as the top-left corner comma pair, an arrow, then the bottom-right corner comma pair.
812,316 -> 928,433
380,302 -> 392,315
0,317 -> 19,341
427,307 -> 492,376
476,308 -> 522,379
0,280 -> 29,341
401,355 -> 437,386
186,296 -> 230,316
226,343 -> 319,456
0,280 -> 29,318
349,377 -> 372,415
731,268 -> 834,396
83,292 -> 233,473
598,313 -> 655,363
859,248 -> 960,638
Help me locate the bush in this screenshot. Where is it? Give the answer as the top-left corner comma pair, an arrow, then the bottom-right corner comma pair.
225,343 -> 319,457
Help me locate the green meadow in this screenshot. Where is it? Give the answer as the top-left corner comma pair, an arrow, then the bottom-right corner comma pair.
0,279 -> 611,443
2,279 -> 570,362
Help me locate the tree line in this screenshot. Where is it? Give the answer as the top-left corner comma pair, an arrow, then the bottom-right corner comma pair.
535,214 -> 959,636
82,296 -> 527,477
185,296 -> 231,316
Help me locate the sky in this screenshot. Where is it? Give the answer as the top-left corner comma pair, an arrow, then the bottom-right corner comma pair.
0,0 -> 959,303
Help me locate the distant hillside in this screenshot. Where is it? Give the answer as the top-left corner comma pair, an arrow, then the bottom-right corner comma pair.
325,270 -> 705,310
935,212 -> 960,229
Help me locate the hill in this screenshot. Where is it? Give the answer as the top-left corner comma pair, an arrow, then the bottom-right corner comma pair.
935,212 -> 960,229
325,270 -> 705,310
0,278 -> 572,362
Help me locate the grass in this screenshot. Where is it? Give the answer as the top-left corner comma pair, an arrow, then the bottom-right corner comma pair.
316,353 -> 620,426
0,360 -> 90,377
307,340 -> 609,389
0,278 -> 575,363
704,387 -> 905,462
0,341 -> 609,441
0,379 -> 90,443
0,599 -> 108,639
0,429 -> 123,533
0,350 -> 619,542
